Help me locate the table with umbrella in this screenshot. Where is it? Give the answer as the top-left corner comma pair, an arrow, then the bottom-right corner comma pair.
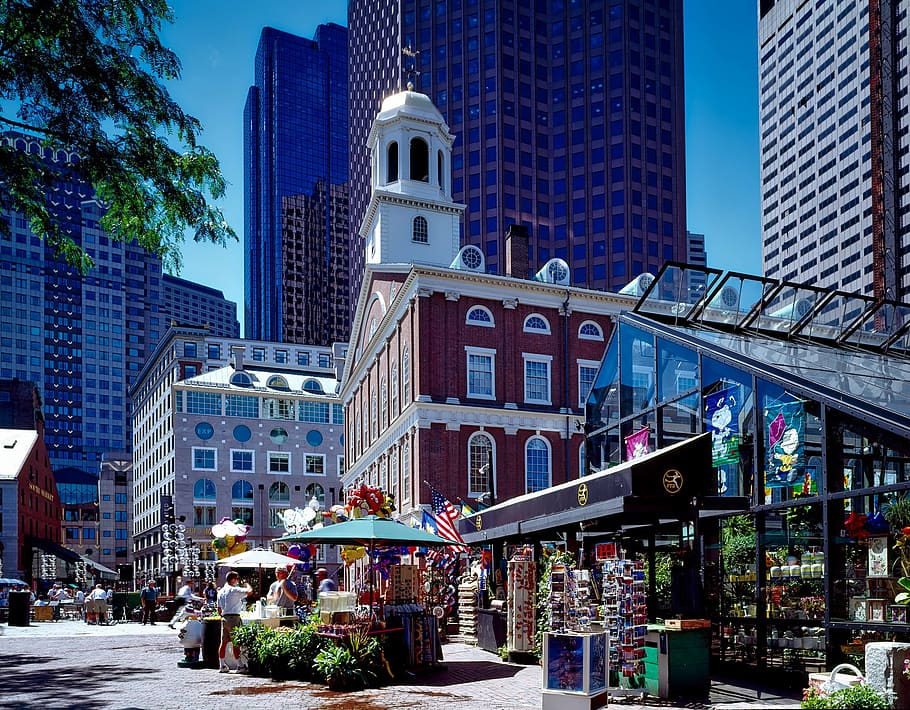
277,515 -> 465,670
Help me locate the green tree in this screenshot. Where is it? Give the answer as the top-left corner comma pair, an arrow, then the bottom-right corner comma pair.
0,0 -> 235,272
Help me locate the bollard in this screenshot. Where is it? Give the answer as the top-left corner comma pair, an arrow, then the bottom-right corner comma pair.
865,642 -> 910,708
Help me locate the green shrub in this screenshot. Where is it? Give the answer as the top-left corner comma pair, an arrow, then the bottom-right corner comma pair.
314,645 -> 369,691
801,684 -> 889,709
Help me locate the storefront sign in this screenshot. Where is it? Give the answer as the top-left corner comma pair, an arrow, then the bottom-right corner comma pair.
662,469 -> 683,494
577,483 -> 589,506
507,559 -> 536,652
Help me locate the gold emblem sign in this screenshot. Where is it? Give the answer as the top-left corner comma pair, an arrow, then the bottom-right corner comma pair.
662,469 -> 683,494
577,483 -> 589,506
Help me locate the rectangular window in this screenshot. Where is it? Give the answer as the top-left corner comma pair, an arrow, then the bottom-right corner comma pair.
318,353 -> 332,368
269,507 -> 285,528
185,391 -> 222,415
269,452 -> 290,474
231,449 -> 254,472
578,362 -> 600,408
263,397 -> 295,420
207,343 -> 221,360
305,454 -> 325,476
332,404 -> 344,425
184,341 -> 197,357
252,347 -> 265,361
231,507 -> 253,526
275,349 -> 288,364
192,447 -> 216,470
225,394 -> 259,418
466,347 -> 496,399
524,355 -> 552,404
300,401 -> 330,423
194,505 -> 216,526
297,352 -> 310,366
401,441 -> 411,505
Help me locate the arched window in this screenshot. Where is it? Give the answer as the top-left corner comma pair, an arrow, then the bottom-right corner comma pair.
387,141 -> 398,182
437,149 -> 444,189
269,481 -> 290,502
391,363 -> 399,419
305,483 -> 325,508
523,314 -> 551,334
525,437 -> 551,493
410,136 -> 429,181
402,347 -> 410,403
466,306 -> 494,327
303,379 -> 323,393
468,432 -> 495,498
231,480 -> 254,501
371,390 -> 378,439
381,377 -> 388,430
412,216 -> 428,243
579,321 -> 604,340
401,439 -> 411,504
194,478 -> 216,499
230,371 -> 253,387
267,375 -> 289,391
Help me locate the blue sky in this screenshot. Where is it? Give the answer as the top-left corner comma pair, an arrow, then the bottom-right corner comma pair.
162,1 -> 760,329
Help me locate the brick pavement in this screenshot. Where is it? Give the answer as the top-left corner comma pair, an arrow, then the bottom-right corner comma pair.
0,620 -> 800,709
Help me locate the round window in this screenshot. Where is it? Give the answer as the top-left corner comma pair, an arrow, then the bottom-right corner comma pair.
270,427 -> 289,445
194,422 -> 214,440
306,430 -> 323,447
233,425 -> 252,443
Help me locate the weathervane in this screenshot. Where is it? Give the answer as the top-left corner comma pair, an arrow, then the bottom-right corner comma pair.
402,45 -> 420,90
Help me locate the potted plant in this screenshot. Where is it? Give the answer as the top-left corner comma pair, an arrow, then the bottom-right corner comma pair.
884,493 -> 910,575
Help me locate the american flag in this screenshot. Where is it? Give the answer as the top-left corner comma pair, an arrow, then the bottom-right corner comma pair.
430,486 -> 467,553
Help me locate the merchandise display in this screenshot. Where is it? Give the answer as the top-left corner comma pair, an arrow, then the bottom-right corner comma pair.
602,551 -> 647,688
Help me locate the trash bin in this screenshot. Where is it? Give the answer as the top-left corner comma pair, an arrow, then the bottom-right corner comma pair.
201,618 -> 222,669
8,590 -> 31,627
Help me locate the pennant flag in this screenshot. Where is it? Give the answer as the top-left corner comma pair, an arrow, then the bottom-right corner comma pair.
624,426 -> 650,461
430,485 -> 467,553
459,499 -> 476,517
764,400 -> 805,488
705,386 -> 740,466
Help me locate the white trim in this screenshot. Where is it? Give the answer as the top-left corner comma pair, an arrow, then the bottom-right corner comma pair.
465,346 -> 497,400
191,446 -> 217,471
229,448 -> 255,474
522,353 -> 552,405
523,313 -> 552,334
267,450 -> 291,475
579,320 -> 604,341
524,435 -> 552,494
465,305 -> 495,327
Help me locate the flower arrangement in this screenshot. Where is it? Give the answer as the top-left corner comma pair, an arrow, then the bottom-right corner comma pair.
801,596 -> 825,619
884,493 -> 910,576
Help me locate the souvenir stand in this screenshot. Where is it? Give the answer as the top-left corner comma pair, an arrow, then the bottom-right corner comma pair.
506,549 -> 536,660
541,561 -> 609,710
598,543 -> 648,695
383,563 -> 441,669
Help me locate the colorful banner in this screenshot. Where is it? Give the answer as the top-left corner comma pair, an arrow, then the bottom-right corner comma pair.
507,560 -> 536,652
765,400 -> 805,488
624,426 -> 650,460
705,386 -> 740,466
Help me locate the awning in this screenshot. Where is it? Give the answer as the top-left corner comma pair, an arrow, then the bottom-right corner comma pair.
81,556 -> 119,579
461,433 -> 748,545
25,536 -> 82,563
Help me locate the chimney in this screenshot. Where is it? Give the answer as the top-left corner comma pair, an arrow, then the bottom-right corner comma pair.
231,345 -> 245,371
504,224 -> 530,279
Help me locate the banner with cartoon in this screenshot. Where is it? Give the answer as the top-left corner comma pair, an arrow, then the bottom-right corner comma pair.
764,400 -> 805,488
705,386 -> 740,466
624,426 -> 650,461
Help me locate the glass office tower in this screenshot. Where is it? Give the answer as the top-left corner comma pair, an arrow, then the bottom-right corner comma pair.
244,24 -> 350,345
349,0 -> 688,307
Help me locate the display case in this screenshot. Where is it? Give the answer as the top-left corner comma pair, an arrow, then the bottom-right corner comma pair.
541,631 -> 609,710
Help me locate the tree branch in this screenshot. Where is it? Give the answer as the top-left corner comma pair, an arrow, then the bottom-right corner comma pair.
0,114 -> 58,137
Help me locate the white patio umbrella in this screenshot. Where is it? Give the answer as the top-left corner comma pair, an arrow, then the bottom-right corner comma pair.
217,548 -> 301,596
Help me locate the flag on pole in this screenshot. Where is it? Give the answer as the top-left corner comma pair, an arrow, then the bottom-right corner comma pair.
429,485 -> 467,552
624,426 -> 650,460
459,498 -> 476,517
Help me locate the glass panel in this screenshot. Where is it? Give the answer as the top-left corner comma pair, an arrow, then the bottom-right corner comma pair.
586,427 -> 620,473
586,336 -> 619,432
798,291 -> 875,342
844,301 -> 910,350
703,358 -> 754,498
656,338 -> 698,404
619,322 -> 654,417
699,274 -> 773,327
634,263 -> 723,321
658,393 -> 699,448
751,283 -> 824,334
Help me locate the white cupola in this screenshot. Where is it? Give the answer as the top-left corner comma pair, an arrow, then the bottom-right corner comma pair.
359,88 -> 465,268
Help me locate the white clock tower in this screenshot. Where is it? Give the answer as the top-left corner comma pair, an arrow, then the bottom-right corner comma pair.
359,88 -> 465,268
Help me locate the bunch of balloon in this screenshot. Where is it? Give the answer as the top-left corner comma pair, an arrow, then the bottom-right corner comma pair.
211,518 -> 251,559
343,484 -> 395,519
286,543 -> 319,573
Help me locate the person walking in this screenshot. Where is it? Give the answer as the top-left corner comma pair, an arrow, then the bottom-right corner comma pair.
266,566 -> 298,613
89,584 -> 109,625
204,581 -> 218,606
217,571 -> 252,673
139,580 -> 159,625
168,580 -> 203,628
316,568 -> 337,594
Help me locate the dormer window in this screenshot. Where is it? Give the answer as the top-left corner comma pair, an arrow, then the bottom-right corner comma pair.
230,371 -> 253,387
412,216 -> 428,243
303,379 -> 323,394
410,137 -> 429,181
267,375 -> 290,391
387,141 -> 398,182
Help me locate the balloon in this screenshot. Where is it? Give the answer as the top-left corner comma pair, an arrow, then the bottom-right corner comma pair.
211,524 -> 227,538
225,534 -> 235,548
287,545 -> 302,559
299,546 -> 311,562
212,538 -> 226,549
301,507 -> 317,523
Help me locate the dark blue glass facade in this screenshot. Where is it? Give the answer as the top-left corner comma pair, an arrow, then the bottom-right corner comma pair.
244,24 -> 350,345
349,0 -> 687,305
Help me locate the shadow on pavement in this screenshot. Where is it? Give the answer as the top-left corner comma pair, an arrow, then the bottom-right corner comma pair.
405,659 -> 526,686
0,654 -> 162,709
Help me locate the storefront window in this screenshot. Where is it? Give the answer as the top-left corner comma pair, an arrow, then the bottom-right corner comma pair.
586,336 -> 619,432
656,338 -> 698,404
619,323 -> 654,418
703,358 -> 754,498
658,393 -> 699,448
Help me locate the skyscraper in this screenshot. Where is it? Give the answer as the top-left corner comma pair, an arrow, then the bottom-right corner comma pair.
759,0 -> 910,301
161,273 -> 240,338
348,0 -> 688,304
244,24 -> 351,345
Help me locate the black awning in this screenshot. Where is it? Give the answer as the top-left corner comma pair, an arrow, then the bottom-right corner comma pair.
25,536 -> 82,563
461,433 -> 742,545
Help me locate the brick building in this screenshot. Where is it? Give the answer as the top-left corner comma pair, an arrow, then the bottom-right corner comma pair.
340,89 -> 635,519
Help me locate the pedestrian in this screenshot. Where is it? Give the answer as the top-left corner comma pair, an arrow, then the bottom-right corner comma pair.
316,568 -> 337,594
168,579 -> 203,629
89,584 -> 108,624
140,580 -> 159,625
216,571 -> 251,673
266,566 -> 298,613
204,581 -> 217,605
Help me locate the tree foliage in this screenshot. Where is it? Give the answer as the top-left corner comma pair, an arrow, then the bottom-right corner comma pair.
0,0 -> 236,272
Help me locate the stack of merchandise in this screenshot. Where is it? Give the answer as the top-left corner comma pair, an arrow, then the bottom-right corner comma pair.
601,553 -> 647,688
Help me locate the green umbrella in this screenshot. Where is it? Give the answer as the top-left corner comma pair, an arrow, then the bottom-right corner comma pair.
275,516 -> 466,608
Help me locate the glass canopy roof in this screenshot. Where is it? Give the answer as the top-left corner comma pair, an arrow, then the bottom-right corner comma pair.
634,263 -> 910,356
